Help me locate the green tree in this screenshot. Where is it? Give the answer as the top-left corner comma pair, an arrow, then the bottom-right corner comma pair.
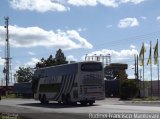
16,67 -> 34,83
46,55 -> 56,67
36,49 -> 67,68
55,49 -> 68,65
36,58 -> 46,68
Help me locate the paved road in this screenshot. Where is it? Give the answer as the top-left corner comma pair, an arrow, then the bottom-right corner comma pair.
0,98 -> 160,119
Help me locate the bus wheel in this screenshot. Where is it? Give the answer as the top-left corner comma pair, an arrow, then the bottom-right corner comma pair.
80,102 -> 87,106
40,98 -> 44,104
43,95 -> 49,104
66,94 -> 71,105
89,101 -> 94,106
72,102 -> 77,105
62,95 -> 67,104
39,95 -> 44,104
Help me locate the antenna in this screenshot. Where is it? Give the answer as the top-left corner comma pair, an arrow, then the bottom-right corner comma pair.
4,16 -> 12,96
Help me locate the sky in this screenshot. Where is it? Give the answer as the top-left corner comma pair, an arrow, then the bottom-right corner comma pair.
0,0 -> 160,84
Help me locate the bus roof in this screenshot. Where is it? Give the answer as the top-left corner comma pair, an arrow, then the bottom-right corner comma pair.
34,61 -> 102,77
35,61 -> 101,70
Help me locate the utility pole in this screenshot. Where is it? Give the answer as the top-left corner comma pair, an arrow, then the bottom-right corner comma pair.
4,16 -> 11,97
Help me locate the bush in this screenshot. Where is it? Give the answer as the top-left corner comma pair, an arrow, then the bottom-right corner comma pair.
120,80 -> 139,100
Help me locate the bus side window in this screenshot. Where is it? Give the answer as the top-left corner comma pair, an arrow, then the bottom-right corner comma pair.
73,83 -> 78,87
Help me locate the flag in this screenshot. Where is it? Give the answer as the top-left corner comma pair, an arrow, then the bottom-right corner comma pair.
154,39 -> 158,64
139,42 -> 146,66
147,41 -> 152,65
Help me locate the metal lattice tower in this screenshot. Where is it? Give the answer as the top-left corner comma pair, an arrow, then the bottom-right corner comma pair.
85,54 -> 111,67
3,16 -> 11,95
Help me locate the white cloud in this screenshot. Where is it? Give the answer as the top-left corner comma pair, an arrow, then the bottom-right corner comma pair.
0,25 -> 93,50
156,16 -> 160,22
67,55 -> 78,61
25,58 -> 40,67
65,30 -> 93,49
96,0 -> 119,7
10,58 -> 39,77
118,17 -> 139,28
77,28 -> 87,32
28,51 -> 36,56
9,0 -> 68,12
83,49 -> 138,62
144,42 -> 150,48
10,0 -> 146,12
120,0 -> 145,4
130,45 -> 136,49
68,0 -> 146,7
0,57 -> 5,65
68,0 -> 98,6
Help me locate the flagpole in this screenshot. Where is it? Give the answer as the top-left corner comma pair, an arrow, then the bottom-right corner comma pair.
158,58 -> 159,98
157,39 -> 159,99
153,39 -> 159,99
137,55 -> 139,80
143,47 -> 145,98
150,41 -> 152,99
137,55 -> 140,97
150,63 -> 152,99
135,55 -> 137,79
139,42 -> 146,98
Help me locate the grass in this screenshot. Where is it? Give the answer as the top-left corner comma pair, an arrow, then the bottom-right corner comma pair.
1,94 -> 17,99
1,93 -> 33,99
0,113 -> 24,119
132,97 -> 160,101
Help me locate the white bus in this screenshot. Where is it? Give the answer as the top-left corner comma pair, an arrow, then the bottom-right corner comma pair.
33,61 -> 105,105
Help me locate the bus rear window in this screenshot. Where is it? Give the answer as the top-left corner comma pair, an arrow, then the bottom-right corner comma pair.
81,63 -> 102,72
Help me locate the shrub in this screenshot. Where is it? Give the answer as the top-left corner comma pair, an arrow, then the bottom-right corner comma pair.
120,80 -> 139,100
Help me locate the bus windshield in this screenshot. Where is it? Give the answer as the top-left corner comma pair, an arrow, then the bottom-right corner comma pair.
81,63 -> 102,72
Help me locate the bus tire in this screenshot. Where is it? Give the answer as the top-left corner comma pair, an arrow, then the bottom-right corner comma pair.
42,95 -> 49,104
72,102 -> 77,105
80,101 -> 87,106
40,98 -> 44,104
89,101 -> 94,106
66,94 -> 71,105
39,94 -> 41,100
39,94 -> 44,104
62,94 -> 67,104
